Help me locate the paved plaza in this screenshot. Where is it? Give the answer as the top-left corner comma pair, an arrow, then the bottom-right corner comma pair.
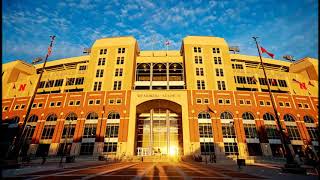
2,160 -> 318,180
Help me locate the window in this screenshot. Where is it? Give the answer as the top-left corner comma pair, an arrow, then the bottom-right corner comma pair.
259,78 -> 268,85
62,124 -> 75,138
198,112 -> 210,119
259,101 -> 264,106
222,123 -> 236,138
204,99 -> 209,104
212,48 -> 220,53
285,102 -> 291,107
196,98 -> 202,104
104,142 -> 118,152
87,112 -> 99,120
75,77 -> 84,85
39,81 -> 45,88
118,48 -> 125,53
100,49 -> 107,55
96,99 -> 101,105
247,77 -> 257,84
45,80 -> 54,88
225,99 -> 231,104
93,81 -> 102,91
54,79 -> 64,87
239,99 -> 244,105
298,103 -> 303,108
115,68 -> 123,76
287,126 -> 301,140
224,143 -> 238,155
242,112 -> 254,120
194,47 -> 201,53
218,99 -> 224,104
3,106 -> 8,111
98,58 -> 106,66
266,101 -> 271,106
46,114 -> 57,121
304,103 -> 309,109
200,142 -> 214,155
197,80 -> 205,90
41,125 -> 55,139
246,100 -> 251,105
88,100 -> 94,105
194,56 -> 203,64
196,68 -> 204,76
268,79 -> 278,86
235,76 -> 247,84
263,113 -> 275,121
265,125 -> 280,139
116,99 -> 122,104
80,143 -> 94,155
232,64 -> 243,69
50,102 -> 55,107
113,81 -> 122,90
20,104 -> 25,109
25,126 -> 36,141
109,99 -> 115,104
244,124 -> 258,138
284,114 -> 295,122
220,112 -> 233,120
105,123 -> 119,138
279,102 -> 284,107
83,124 -> 97,138
28,115 -> 39,122
278,80 -> 287,87
198,123 -> 213,138
66,78 -> 75,86
108,112 -> 120,119
75,100 -> 80,106
66,112 -> 78,121
79,65 -> 87,70
215,68 -> 224,76
32,103 -> 37,108
214,57 -> 222,64
303,116 -> 314,123
307,127 -> 319,141
116,57 -> 124,64
96,69 -> 104,78
69,101 -> 74,106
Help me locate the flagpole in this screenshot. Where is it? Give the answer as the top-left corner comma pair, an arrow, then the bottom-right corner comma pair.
6,35 -> 56,160
252,37 -> 297,166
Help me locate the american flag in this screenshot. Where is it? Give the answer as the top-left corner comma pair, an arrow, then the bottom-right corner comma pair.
165,40 -> 170,46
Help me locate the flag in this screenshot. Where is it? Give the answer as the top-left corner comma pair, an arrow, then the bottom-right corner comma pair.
271,79 -> 277,85
165,40 -> 170,46
260,46 -> 274,58
299,82 -> 307,90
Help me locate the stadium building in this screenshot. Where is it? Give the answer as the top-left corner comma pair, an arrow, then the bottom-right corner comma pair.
1,36 -> 319,162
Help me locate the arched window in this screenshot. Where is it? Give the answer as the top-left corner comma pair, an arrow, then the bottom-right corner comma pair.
220,112 -> 233,119
198,112 -> 211,119
46,114 -> 57,121
28,115 -> 38,122
242,112 -> 255,120
86,112 -> 98,120
10,116 -> 20,124
303,115 -> 314,123
66,112 -> 78,121
283,114 -> 295,122
108,112 -> 120,119
263,113 -> 275,121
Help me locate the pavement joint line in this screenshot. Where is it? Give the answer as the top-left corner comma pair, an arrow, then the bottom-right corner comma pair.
180,161 -> 231,179
79,163 -> 138,180
171,162 -> 192,180
25,162 -> 122,180
132,162 -> 158,180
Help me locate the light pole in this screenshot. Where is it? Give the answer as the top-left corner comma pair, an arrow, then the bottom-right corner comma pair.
6,36 -> 56,161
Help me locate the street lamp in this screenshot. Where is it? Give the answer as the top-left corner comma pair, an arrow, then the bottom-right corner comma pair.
6,36 -> 56,161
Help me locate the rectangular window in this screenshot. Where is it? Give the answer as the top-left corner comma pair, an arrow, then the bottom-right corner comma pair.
225,99 -> 231,104
79,65 -> 87,70
118,48 -> 125,53
235,76 -> 247,84
259,101 -> 264,106
75,100 -> 80,106
298,103 -> 303,108
200,142 -> 214,155
259,78 -> 268,85
83,124 -> 97,138
194,47 -> 201,53
116,57 -> 124,64
244,124 -> 258,138
199,123 -> 213,138
247,77 -> 257,84
14,105 -> 19,110
88,100 -> 94,105
265,125 -> 280,139
104,142 -> 118,152
20,104 -> 25,109
194,56 -> 203,64
80,143 -> 94,155
100,49 -> 107,55
218,99 -> 224,104
66,78 -> 75,86
93,82 -> 102,91
3,106 -> 8,111
39,81 -> 46,88
232,64 -> 244,69
215,68 -> 224,76
278,80 -> 287,87
204,98 -> 209,104
222,123 -> 236,138
246,100 -> 251,105
98,58 -> 106,66
49,102 -> 55,107
96,99 -> 101,105
196,98 -> 202,104
266,101 -> 271,106
214,57 -> 222,64
287,126 -> 301,140
217,81 -> 226,90
115,68 -> 123,77
105,123 -> 119,138
196,68 -> 204,76
54,79 -> 64,87
285,102 -> 291,107
69,101 -> 74,106
113,81 -> 122,90
45,80 -> 54,88
25,126 -> 36,141
224,142 -> 238,155
239,99 -> 244,105
268,79 -> 278,86
279,102 -> 284,107
307,127 -> 319,141
96,69 -> 104,78
62,124 -> 76,138
116,99 -> 121,104
75,77 -> 84,85
304,103 -> 309,109
32,103 -> 37,108
41,125 -> 55,139
109,99 -> 115,104
56,102 -> 61,107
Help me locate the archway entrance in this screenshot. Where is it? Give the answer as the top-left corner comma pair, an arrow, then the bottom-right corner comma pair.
136,100 -> 183,156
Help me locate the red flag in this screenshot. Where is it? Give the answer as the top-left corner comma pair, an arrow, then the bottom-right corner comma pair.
299,82 -> 307,90
260,46 -> 274,58
19,84 -> 27,91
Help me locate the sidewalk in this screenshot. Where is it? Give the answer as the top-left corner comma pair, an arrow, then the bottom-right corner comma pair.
2,157 -> 107,177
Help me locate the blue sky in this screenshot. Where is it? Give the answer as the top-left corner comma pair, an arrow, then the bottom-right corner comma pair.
2,0 -> 318,64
